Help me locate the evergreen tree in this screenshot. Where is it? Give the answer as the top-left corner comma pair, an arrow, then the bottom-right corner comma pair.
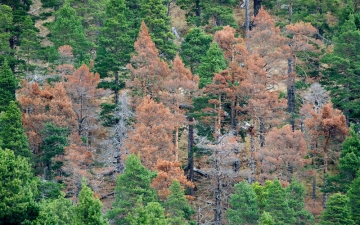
227,181 -> 259,225
141,0 -> 178,59
264,179 -> 295,225
32,193 -> 75,225
258,212 -> 275,225
252,181 -> 273,213
0,5 -> 14,66
75,178 -> 109,225
287,177 -> 314,225
326,128 -> 360,193
347,170 -> 360,224
180,28 -> 213,73
196,43 -> 227,88
108,154 -> 157,225
0,101 -> 31,158
40,123 -> 69,180
50,3 -> 90,64
321,15 -> 360,125
0,148 -> 39,224
164,180 -> 194,225
19,16 -> 41,72
127,197 -> 169,225
0,60 -> 17,112
96,0 -> 133,103
320,193 -> 355,225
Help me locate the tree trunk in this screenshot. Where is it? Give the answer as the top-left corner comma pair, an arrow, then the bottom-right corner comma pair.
115,72 -> 119,104
245,0 -> 250,39
254,0 -> 262,17
323,135 -> 330,208
188,117 -> 194,196
196,0 -> 201,17
259,118 -> 265,147
289,0 -> 293,24
249,128 -> 255,184
287,57 -> 296,131
175,126 -> 179,161
231,98 -> 237,136
312,175 -> 316,199
214,148 -> 222,225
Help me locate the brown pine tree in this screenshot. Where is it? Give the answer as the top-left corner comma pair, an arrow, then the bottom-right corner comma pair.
127,21 -> 170,100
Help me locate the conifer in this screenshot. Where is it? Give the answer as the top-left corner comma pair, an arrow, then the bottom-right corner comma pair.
0,60 -> 17,112
320,193 -> 355,225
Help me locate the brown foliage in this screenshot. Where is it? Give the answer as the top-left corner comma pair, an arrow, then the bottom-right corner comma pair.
256,125 -> 311,182
125,96 -> 178,169
151,160 -> 194,199
127,21 -> 170,100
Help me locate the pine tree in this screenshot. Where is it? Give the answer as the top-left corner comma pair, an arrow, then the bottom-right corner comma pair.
320,193 -> 355,225
287,177 -> 314,225
180,28 -> 213,73
50,3 -> 90,63
0,60 -> 17,112
96,0 -> 134,103
74,178 -> 108,225
347,170 -> 360,224
0,5 -> 14,66
108,154 -> 157,225
0,101 -> 31,158
196,43 -> 227,88
164,180 -> 194,225
127,197 -> 169,225
252,181 -> 272,212
141,0 -> 178,59
227,181 -> 259,225
258,212 -> 275,225
19,16 -> 41,72
32,193 -> 75,225
264,179 -> 295,225
0,148 -> 39,224
321,15 -> 360,125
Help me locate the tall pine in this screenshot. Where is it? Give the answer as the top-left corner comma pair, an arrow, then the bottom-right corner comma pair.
320,193 -> 355,225
0,60 -> 17,112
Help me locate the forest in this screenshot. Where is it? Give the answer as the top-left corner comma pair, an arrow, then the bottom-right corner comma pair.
0,0 -> 360,224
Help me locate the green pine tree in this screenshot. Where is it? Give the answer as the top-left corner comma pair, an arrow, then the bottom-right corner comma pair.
0,101 -> 31,158
0,148 -> 39,224
320,193 -> 355,225
196,43 -> 227,88
321,14 -> 360,125
258,212 -> 275,225
252,181 -> 273,213
264,179 -> 295,225
40,123 -> 69,180
164,180 -> 194,225
227,181 -> 259,225
50,3 -> 90,64
0,5 -> 14,67
141,0 -> 178,59
286,177 -> 314,225
96,0 -> 133,103
326,127 -> 360,193
75,178 -> 109,225
180,28 -> 213,73
32,193 -> 75,225
19,16 -> 41,72
107,154 -> 157,225
127,197 -> 169,225
0,60 -> 17,112
347,170 -> 360,224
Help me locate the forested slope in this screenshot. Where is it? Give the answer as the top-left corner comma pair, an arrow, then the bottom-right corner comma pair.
1,0 -> 360,224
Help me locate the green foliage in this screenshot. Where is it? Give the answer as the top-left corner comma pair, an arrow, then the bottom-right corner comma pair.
127,197 -> 169,225
0,148 -> 39,224
31,193 -> 74,225
180,28 -> 213,73
50,3 -> 90,64
326,128 -> 360,193
227,181 -> 259,225
165,180 -> 194,225
347,170 -> 360,224
258,212 -> 275,225
252,180 -> 272,212
286,177 -> 314,225
74,178 -> 109,225
0,60 -> 17,112
141,0 -> 178,59
40,123 -> 69,180
0,101 -> 31,158
264,179 -> 295,225
196,43 -> 227,89
108,154 -> 157,225
321,15 -> 360,124
320,193 -> 355,225
0,5 -> 14,66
